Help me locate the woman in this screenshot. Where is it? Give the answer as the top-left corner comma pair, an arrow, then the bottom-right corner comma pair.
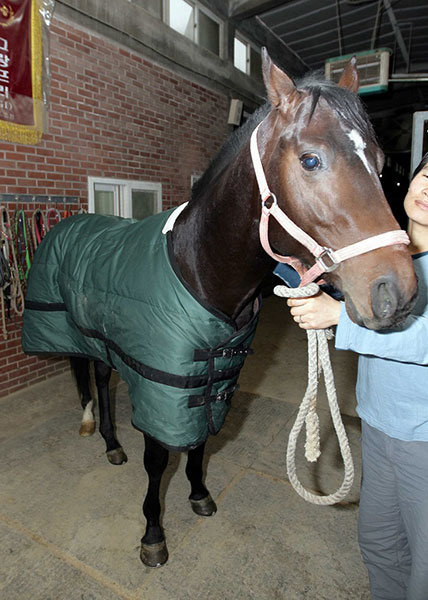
286,153 -> 428,600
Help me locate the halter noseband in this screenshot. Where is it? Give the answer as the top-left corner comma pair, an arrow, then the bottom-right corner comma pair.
250,123 -> 410,287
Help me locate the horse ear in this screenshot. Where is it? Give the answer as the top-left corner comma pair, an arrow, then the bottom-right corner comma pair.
337,56 -> 360,93
262,47 -> 296,109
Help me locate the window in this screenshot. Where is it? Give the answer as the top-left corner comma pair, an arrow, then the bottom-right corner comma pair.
411,111 -> 428,176
88,178 -> 162,220
164,0 -> 223,57
198,9 -> 219,55
169,0 -> 194,39
234,34 -> 262,80
234,37 -> 247,73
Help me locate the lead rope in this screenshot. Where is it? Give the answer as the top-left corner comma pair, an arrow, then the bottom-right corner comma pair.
249,120 -> 407,504
1,206 -> 24,322
274,283 -> 354,505
0,233 -> 10,340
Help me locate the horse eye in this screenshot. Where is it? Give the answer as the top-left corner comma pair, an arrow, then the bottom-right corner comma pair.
300,153 -> 321,171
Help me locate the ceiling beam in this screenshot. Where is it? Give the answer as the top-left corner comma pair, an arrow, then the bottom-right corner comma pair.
229,0 -> 295,21
383,0 -> 409,72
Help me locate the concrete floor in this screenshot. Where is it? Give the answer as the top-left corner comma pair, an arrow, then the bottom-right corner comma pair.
0,295 -> 370,600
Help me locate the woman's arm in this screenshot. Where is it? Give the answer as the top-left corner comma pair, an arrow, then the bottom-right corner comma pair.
287,291 -> 428,365
335,303 -> 428,364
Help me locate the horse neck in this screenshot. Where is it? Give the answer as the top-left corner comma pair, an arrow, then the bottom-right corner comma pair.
172,144 -> 275,320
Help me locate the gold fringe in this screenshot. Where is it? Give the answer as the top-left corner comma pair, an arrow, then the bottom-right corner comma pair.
31,0 -> 44,135
0,121 -> 42,144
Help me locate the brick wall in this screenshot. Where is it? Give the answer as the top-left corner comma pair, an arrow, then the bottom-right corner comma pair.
0,15 -> 229,397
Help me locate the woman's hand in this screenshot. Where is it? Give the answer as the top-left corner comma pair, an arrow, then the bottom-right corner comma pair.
287,291 -> 341,330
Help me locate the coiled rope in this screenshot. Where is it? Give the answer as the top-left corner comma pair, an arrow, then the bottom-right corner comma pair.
274,283 -> 354,505
0,206 -> 24,339
0,231 -> 10,340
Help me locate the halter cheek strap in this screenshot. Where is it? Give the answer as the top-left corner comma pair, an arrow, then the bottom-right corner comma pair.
250,123 -> 410,287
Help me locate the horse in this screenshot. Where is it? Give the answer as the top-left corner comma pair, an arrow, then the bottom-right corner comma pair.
21,49 -> 417,568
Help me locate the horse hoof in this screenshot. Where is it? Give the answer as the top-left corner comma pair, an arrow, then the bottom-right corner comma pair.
189,494 -> 217,517
79,421 -> 95,436
106,447 -> 128,465
140,540 -> 169,567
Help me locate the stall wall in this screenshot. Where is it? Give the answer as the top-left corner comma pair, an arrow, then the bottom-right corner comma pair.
0,15 -> 229,397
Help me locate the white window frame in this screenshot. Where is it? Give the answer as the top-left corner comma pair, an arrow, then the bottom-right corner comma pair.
88,177 -> 162,218
234,32 -> 260,77
163,0 -> 224,58
411,111 -> 428,177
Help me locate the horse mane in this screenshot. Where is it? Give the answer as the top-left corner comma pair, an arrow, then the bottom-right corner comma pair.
191,103 -> 270,201
192,69 -> 377,201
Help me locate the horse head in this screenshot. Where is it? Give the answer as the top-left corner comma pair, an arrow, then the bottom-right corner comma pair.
257,50 -> 417,330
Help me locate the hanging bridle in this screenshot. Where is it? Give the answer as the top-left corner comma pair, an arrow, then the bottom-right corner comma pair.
250,122 -> 410,285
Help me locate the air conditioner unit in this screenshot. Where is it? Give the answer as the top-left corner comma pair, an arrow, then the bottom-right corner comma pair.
325,48 -> 391,95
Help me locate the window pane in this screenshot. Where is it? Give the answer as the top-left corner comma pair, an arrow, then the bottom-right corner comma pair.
132,190 -> 158,220
234,37 -> 247,73
199,10 -> 219,56
94,185 -> 115,215
250,47 -> 262,80
169,0 -> 194,40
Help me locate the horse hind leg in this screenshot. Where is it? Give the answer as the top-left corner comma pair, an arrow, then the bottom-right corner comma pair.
93,360 -> 127,465
186,442 -> 217,516
70,357 -> 96,437
141,433 -> 169,567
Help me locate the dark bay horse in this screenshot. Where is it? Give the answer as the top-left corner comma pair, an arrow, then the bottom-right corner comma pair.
22,50 -> 417,568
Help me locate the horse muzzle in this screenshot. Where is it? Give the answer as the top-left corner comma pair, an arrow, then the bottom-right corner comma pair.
346,272 -> 418,330
372,274 -> 418,329
373,275 -> 402,320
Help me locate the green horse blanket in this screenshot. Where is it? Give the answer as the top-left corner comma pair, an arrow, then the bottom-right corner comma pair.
22,208 -> 260,450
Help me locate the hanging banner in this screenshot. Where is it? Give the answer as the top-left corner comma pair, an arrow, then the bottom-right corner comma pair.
0,0 -> 54,144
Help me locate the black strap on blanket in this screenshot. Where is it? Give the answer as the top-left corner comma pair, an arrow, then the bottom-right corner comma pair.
188,347 -> 248,433
25,301 -> 246,391
25,300 -> 66,311
188,385 -> 237,408
25,302 -> 250,430
191,346 -> 252,431
194,346 -> 253,361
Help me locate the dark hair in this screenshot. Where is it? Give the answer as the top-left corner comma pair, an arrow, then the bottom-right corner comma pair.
191,103 -> 269,201
412,152 -> 428,180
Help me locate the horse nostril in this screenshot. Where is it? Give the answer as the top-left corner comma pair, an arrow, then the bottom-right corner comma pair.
371,277 -> 399,320
378,283 -> 394,317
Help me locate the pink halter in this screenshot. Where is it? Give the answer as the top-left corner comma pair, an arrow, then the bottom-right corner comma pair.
250,123 -> 410,287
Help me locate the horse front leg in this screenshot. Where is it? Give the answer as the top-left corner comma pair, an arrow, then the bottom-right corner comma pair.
70,357 -> 96,437
186,442 -> 217,516
140,433 -> 169,567
93,360 -> 127,465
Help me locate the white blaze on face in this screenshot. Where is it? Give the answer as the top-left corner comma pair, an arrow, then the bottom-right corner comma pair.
347,129 -> 372,174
